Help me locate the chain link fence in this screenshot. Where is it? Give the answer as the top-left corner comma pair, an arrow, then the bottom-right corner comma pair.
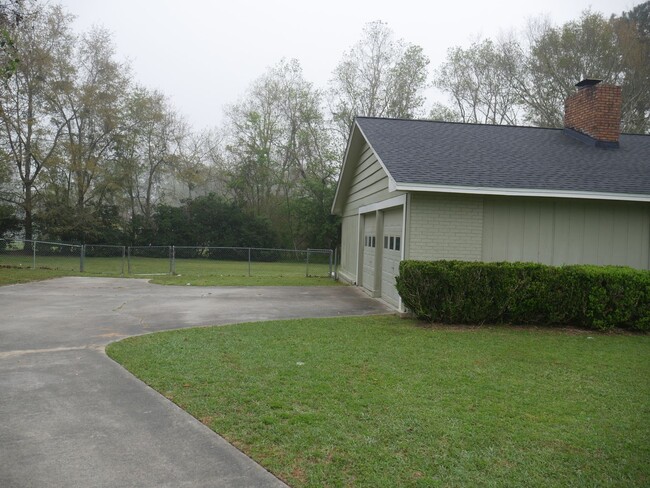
172,246 -> 332,278
1,239 -> 334,279
0,239 -> 82,271
128,246 -> 174,275
83,244 -> 127,275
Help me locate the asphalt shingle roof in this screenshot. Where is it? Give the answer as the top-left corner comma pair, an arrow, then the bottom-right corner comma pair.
355,117 -> 650,196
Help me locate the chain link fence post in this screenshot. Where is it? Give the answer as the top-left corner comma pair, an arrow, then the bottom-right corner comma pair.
171,246 -> 176,275
306,249 -> 310,277
248,247 -> 251,277
121,246 -> 126,276
80,244 -> 85,272
127,246 -> 132,274
334,248 -> 339,280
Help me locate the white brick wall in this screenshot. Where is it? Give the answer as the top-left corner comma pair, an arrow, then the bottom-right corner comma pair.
408,193 -> 483,261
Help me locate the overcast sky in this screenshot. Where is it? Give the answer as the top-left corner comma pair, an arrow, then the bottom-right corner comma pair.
57,0 -> 638,131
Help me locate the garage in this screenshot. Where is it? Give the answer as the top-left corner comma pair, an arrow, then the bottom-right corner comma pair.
333,93 -> 650,314
381,206 -> 403,307
359,205 -> 404,306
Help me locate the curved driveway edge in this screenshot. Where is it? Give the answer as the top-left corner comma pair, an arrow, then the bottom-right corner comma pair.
0,277 -> 389,488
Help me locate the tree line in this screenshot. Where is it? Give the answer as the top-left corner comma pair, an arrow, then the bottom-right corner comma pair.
432,4 -> 650,131
1,1 -> 648,250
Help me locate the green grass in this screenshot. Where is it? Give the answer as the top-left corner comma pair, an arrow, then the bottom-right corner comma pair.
0,265 -> 83,285
107,316 -> 650,487
149,274 -> 341,287
0,254 -> 340,286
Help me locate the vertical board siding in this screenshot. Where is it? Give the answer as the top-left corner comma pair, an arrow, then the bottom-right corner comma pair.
521,201 -> 538,262
597,208 -> 614,265
538,204 -> 555,264
482,197 -> 650,270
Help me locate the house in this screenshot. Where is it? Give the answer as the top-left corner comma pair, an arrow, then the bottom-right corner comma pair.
331,80 -> 650,310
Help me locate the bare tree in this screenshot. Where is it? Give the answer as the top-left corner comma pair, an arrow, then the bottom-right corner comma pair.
329,21 -> 429,138
515,12 -> 624,127
225,59 -> 336,247
512,10 -> 648,132
115,86 -> 185,234
434,39 -> 523,125
0,0 -> 22,79
0,3 -> 74,243
168,128 -> 224,201
432,9 -> 649,133
613,2 -> 650,133
51,27 -> 129,214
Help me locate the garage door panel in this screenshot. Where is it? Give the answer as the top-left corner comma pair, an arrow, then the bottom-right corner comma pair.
361,214 -> 376,292
381,207 -> 403,307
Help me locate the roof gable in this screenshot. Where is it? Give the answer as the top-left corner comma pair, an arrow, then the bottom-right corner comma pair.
331,123 -> 395,215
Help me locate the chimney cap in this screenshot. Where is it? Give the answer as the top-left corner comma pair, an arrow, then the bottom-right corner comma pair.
575,79 -> 603,88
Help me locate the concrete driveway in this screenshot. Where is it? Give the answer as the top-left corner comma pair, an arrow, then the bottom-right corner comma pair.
0,277 -> 389,487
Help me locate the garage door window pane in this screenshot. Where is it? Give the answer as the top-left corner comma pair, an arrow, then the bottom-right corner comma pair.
384,236 -> 388,248
389,236 -> 394,249
395,236 -> 401,251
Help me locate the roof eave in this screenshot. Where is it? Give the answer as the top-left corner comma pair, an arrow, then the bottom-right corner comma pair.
331,123 -> 360,215
393,182 -> 650,202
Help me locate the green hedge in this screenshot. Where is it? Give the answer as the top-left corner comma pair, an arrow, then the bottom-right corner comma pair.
395,261 -> 650,331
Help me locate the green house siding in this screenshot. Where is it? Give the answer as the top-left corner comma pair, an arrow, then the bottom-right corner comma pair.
482,197 -> 650,270
404,193 -> 649,271
341,143 -> 401,217
344,191 -> 650,288
338,142 -> 404,283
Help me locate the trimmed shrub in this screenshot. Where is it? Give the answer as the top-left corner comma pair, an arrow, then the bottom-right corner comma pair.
396,260 -> 650,331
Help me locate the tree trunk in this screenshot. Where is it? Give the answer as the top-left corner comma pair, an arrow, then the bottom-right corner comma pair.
23,183 -> 34,252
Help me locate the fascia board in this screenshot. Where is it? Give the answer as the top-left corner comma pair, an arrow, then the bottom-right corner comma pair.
393,182 -> 650,203
355,122 -> 398,191
331,123 -> 362,215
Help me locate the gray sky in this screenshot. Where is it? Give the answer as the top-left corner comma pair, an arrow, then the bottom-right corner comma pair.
58,0 -> 638,130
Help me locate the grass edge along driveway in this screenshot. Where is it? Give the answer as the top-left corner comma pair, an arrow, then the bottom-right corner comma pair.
0,266 -> 341,287
107,315 -> 650,488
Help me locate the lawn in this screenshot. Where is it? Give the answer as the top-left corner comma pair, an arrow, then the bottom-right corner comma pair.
0,254 -> 339,286
106,315 -> 650,487
0,265 -> 83,286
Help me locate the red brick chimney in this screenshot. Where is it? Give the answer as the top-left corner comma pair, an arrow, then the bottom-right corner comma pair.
564,79 -> 622,148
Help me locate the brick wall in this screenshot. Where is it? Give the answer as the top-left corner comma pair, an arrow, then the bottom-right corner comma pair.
408,193 -> 483,261
564,84 -> 622,142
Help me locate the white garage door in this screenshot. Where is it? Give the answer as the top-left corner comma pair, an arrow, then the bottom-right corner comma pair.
381,206 -> 403,307
361,213 -> 376,292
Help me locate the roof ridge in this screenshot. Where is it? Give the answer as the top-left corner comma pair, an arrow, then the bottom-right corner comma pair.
355,115 -> 558,132
354,116 -> 650,137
